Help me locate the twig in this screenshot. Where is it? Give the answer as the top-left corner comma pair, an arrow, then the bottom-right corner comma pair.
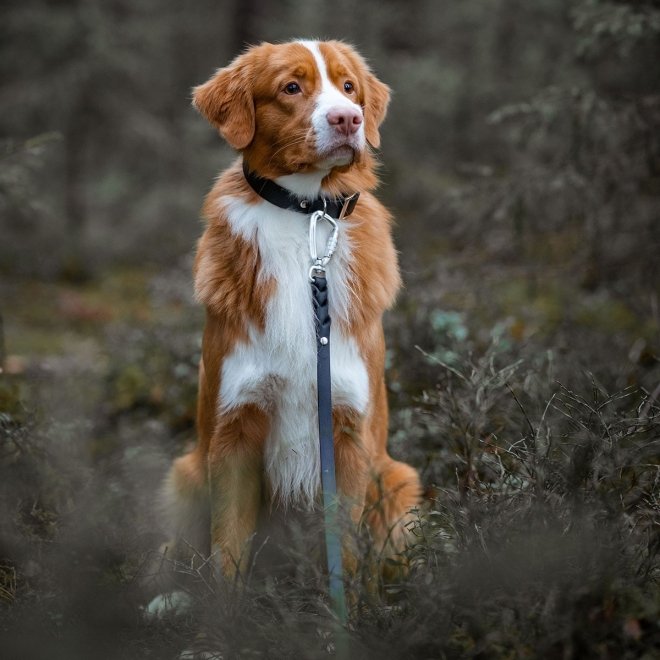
506,382 -> 536,442
414,345 -> 468,382
640,382 -> 660,421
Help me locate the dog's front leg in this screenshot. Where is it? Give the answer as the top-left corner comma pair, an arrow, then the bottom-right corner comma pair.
333,408 -> 369,579
208,404 -> 269,581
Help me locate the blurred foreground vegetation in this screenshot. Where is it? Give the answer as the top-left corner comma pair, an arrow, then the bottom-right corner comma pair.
1,0 -> 659,658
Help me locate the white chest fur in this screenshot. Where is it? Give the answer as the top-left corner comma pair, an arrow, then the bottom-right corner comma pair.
217,197 -> 369,507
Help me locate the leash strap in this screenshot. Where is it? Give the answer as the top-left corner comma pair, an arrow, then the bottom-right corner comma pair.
311,273 -> 348,623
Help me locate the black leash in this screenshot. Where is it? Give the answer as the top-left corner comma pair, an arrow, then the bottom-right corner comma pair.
308,202 -> 349,623
311,271 -> 347,622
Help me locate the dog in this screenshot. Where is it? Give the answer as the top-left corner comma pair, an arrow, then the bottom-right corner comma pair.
162,39 -> 421,588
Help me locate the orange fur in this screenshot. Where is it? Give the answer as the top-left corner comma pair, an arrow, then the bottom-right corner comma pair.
163,40 -> 421,588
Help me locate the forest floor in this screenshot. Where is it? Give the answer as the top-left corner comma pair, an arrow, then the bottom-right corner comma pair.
1,229 -> 659,658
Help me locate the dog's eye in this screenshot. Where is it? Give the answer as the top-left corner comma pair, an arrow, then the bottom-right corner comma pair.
284,82 -> 301,95
343,81 -> 354,93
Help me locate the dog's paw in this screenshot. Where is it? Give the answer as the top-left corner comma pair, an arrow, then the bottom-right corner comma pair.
143,590 -> 194,620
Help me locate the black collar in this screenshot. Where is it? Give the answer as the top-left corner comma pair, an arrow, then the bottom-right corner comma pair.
242,161 -> 360,218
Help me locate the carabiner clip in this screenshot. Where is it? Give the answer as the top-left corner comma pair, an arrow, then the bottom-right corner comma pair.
308,203 -> 339,281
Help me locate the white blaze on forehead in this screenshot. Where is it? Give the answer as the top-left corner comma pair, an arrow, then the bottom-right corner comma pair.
298,40 -> 355,107
297,40 -> 365,159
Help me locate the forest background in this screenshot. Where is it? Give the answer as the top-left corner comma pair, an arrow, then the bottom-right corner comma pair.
1,1 -> 659,658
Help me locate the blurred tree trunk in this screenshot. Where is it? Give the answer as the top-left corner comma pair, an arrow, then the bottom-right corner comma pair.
494,0 -> 515,81
231,0 -> 261,54
63,87 -> 92,280
0,313 -> 5,371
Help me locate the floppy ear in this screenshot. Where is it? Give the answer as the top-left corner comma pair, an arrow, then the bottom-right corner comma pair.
192,53 -> 256,150
363,73 -> 391,149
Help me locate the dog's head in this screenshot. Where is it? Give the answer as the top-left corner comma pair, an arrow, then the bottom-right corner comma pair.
193,40 -> 390,178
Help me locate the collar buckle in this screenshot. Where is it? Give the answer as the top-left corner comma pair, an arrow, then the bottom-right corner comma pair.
338,192 -> 359,220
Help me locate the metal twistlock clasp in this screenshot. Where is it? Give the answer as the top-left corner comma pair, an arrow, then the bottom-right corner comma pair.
308,201 -> 339,281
